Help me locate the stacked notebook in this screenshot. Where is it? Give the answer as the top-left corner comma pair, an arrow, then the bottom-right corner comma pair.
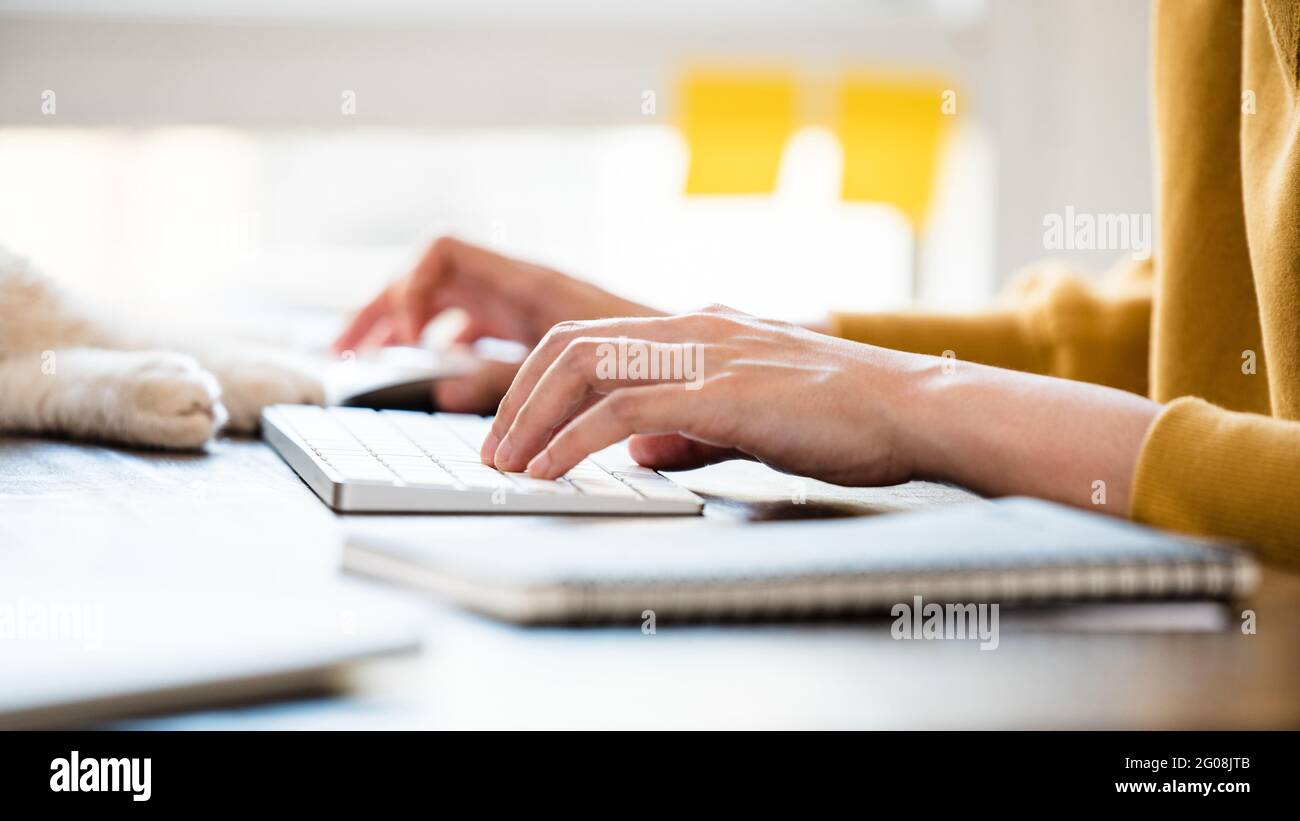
343,497 -> 1258,623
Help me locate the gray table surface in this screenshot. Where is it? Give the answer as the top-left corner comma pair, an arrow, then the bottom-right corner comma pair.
2,433 -> 1297,729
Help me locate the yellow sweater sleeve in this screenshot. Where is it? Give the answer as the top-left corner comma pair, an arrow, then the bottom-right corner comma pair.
1132,397 -> 1300,565
830,258 -> 1154,396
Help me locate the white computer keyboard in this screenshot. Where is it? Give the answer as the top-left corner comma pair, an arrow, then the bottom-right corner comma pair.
262,404 -> 704,514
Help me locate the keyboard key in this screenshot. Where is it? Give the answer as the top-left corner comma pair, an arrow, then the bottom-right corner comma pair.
365,444 -> 426,457
319,453 -> 384,465
587,445 -> 640,471
445,465 -> 515,490
314,447 -> 371,458
381,410 -> 442,429
305,437 -> 365,448
439,413 -> 492,435
387,469 -> 453,482
379,454 -> 439,467
568,477 -> 642,499
447,462 -> 507,475
324,459 -> 392,475
437,456 -> 493,467
562,464 -> 609,479
624,479 -> 699,501
503,473 -> 579,495
329,466 -> 398,484
612,468 -> 667,482
393,472 -> 460,488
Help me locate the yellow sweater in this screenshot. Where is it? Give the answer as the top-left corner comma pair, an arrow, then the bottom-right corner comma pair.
831,0 -> 1300,563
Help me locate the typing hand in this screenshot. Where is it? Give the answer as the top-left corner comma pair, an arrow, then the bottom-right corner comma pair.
331,236 -> 660,412
481,304 -> 919,486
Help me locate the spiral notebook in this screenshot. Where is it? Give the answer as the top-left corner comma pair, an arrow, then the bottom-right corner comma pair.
342,497 -> 1258,624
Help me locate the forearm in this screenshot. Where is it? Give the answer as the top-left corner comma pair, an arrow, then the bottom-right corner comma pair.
892,353 -> 1160,514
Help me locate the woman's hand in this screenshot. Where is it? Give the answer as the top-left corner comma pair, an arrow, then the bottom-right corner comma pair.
333,236 -> 658,351
337,249 -> 1160,510
482,304 -> 1161,514
332,236 -> 660,412
482,304 -> 922,486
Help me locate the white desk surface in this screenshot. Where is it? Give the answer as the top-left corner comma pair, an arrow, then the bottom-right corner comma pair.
3,434 -> 1298,730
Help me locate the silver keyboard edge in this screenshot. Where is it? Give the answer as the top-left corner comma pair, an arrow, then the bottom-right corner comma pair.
262,405 -> 703,515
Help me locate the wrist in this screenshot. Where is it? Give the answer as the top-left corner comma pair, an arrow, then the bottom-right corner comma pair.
877,350 -> 954,483
872,348 -> 1160,512
840,343 -> 943,484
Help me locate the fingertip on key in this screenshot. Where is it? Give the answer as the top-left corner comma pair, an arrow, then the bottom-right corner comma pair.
480,432 -> 499,465
526,451 -> 553,479
493,438 -> 517,470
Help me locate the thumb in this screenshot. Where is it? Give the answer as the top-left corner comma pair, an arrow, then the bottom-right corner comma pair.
627,433 -> 744,471
432,358 -> 520,414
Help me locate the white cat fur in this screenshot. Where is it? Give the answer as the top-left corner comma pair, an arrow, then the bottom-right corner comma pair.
0,248 -> 323,450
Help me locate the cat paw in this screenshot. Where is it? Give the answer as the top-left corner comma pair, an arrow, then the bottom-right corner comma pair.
112,353 -> 227,449
206,351 -> 325,432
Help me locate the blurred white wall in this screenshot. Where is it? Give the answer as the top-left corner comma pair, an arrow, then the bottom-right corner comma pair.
982,0 -> 1153,279
0,0 -> 1152,327
0,124 -> 933,330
